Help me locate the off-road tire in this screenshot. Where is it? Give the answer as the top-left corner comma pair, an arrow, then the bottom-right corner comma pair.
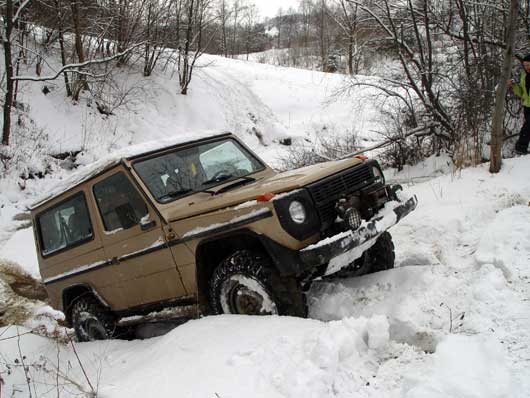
71,296 -> 115,342
209,250 -> 307,317
363,231 -> 395,273
335,231 -> 395,278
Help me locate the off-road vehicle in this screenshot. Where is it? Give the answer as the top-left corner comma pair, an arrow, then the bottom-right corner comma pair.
30,132 -> 417,341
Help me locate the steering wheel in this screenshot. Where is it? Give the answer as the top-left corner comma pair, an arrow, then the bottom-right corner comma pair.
210,169 -> 232,181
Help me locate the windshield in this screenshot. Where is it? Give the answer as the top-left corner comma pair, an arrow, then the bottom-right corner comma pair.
133,138 -> 265,203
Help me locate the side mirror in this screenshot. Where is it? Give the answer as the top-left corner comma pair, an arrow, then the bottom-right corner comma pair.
140,220 -> 157,231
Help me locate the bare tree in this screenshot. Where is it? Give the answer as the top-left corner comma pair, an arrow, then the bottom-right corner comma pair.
177,0 -> 216,95
143,0 -> 173,76
490,0 -> 519,173
2,0 -> 15,145
217,0 -> 228,57
52,0 -> 72,96
242,3 -> 258,60
331,0 -> 366,74
2,0 -> 31,146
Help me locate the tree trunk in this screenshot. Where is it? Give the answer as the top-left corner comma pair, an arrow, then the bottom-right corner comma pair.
319,1 -> 326,71
69,0 -> 85,63
490,0 -> 518,173
69,0 -> 88,100
348,34 -> 353,75
2,0 -> 14,146
180,0 -> 195,95
54,0 -> 72,97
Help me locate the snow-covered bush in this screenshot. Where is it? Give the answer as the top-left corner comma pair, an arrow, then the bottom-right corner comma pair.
277,127 -> 359,171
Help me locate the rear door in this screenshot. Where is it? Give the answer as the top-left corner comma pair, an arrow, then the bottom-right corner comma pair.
90,168 -> 187,310
36,190 -> 107,311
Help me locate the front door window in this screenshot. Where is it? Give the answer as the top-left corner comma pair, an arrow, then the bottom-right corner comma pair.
93,172 -> 148,233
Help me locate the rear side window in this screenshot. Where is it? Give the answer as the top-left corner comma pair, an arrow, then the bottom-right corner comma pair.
37,193 -> 93,256
93,172 -> 148,232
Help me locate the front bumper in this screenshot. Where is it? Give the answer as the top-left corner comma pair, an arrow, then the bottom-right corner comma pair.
299,194 -> 418,276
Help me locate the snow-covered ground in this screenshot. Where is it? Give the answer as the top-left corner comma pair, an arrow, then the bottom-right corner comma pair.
1,42 -> 529,397
1,155 -> 529,398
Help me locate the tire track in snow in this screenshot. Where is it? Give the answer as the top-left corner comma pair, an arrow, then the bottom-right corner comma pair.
196,65 -> 288,145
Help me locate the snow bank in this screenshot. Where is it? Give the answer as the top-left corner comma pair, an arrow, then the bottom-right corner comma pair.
475,205 -> 530,280
0,228 -> 40,279
403,335 -> 512,398
385,153 -> 454,183
0,315 -> 393,398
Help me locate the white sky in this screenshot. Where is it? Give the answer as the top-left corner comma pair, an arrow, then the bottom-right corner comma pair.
254,0 -> 300,19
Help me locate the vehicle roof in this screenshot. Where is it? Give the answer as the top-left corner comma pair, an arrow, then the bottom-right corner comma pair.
29,131 -> 233,211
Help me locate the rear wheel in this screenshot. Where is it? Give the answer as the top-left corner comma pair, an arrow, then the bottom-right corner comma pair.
71,297 -> 115,342
209,250 -> 307,317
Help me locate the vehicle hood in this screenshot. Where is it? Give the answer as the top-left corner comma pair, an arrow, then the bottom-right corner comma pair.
160,157 -> 365,222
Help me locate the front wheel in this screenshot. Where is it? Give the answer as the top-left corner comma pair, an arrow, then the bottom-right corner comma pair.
364,231 -> 395,273
209,250 -> 307,317
335,231 -> 395,278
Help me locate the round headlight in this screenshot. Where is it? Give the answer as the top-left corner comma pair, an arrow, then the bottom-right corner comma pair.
288,200 -> 307,224
372,166 -> 385,183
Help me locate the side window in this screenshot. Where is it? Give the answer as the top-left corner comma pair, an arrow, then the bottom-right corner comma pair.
37,193 -> 93,256
93,172 -> 148,232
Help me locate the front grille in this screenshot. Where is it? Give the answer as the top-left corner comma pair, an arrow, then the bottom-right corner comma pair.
307,163 -> 375,229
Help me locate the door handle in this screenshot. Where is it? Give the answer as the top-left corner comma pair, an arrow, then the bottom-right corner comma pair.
140,220 -> 157,231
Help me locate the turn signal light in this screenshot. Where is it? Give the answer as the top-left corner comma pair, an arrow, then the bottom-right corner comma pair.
355,155 -> 369,161
256,192 -> 276,202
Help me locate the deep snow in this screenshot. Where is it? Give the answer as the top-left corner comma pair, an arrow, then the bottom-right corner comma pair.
1,156 -> 530,398
0,44 -> 529,398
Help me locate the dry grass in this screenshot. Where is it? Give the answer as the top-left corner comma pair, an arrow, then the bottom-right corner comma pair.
0,259 -> 48,327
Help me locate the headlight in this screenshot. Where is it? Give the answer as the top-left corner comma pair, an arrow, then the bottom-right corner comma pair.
344,207 -> 362,230
273,190 -> 319,240
288,200 -> 307,224
372,166 -> 385,183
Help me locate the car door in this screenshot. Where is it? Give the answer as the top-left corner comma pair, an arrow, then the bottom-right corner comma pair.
91,168 -> 188,311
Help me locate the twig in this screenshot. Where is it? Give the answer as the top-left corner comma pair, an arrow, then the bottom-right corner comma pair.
68,337 -> 95,396
16,327 -> 32,398
0,330 -> 33,342
338,124 -> 440,160
56,340 -> 60,398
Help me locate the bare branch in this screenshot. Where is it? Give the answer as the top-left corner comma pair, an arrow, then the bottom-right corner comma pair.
12,42 -> 144,82
339,123 -> 441,160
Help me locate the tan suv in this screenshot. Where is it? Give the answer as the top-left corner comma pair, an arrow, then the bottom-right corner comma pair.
30,132 -> 417,341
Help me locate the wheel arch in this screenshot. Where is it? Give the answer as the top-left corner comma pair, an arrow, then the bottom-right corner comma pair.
61,283 -> 110,324
195,230 -> 270,312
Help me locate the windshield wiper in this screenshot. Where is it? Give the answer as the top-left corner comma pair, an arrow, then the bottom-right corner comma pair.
202,173 -> 233,186
159,188 -> 193,201
214,176 -> 256,195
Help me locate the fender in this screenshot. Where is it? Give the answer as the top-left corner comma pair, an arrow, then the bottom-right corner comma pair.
61,283 -> 110,317
195,229 -> 306,295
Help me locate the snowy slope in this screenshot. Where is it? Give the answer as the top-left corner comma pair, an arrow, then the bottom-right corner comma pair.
1,156 -> 530,398
14,53 -> 378,167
